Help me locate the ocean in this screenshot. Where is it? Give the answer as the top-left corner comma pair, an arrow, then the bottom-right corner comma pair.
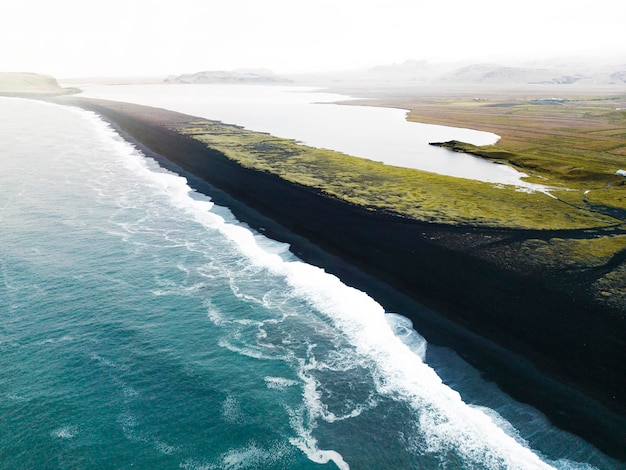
0,97 -> 621,469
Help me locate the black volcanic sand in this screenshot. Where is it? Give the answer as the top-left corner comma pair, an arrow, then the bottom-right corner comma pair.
57,97 -> 626,460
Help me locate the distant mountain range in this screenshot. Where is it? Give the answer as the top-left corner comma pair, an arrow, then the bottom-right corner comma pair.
429,63 -> 625,85
295,59 -> 626,88
28,58 -> 626,91
169,62 -> 626,87
436,63 -> 586,85
164,69 -> 292,85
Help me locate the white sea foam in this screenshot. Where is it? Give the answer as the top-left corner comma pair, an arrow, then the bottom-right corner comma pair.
385,312 -> 427,360
152,280 -> 207,298
154,440 -> 178,455
264,376 -> 299,390
205,300 -> 225,326
36,335 -> 74,346
51,425 -> 78,439
223,441 -> 292,470
288,402 -> 350,470
218,338 -> 288,362
551,461 -> 598,470
180,442 -> 292,470
221,395 -> 245,424
179,460 -> 214,470
283,264 -> 553,468
6,393 -> 27,402
176,196 -> 554,466
96,122 -> 546,468
117,413 -> 138,434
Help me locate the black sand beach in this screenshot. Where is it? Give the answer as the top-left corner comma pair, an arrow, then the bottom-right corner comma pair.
57,97 -> 626,460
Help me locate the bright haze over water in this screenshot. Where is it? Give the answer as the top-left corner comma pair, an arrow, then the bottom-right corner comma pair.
0,97 -> 620,468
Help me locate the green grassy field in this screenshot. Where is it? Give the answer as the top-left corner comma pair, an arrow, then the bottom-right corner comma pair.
388,91 -> 626,210
177,119 -> 622,230
174,91 -> 625,309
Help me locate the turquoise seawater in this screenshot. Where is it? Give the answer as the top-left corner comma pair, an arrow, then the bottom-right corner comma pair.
0,98 -> 621,469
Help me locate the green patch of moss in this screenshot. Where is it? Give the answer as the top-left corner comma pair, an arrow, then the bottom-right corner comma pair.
431,140 -> 623,185
176,120 -> 621,230
593,264 -> 626,312
522,235 -> 626,268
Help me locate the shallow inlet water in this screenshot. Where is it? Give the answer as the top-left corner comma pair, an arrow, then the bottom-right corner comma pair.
1,97 -> 622,469
78,84 -> 545,190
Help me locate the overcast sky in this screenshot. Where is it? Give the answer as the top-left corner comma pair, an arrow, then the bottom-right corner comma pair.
1,0 -> 624,78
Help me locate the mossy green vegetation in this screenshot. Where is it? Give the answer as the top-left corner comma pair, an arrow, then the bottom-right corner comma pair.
176,119 -> 621,230
520,235 -> 626,269
431,139 -> 623,184
593,263 -> 626,310
517,234 -> 626,308
397,92 -> 626,216
336,90 -> 626,305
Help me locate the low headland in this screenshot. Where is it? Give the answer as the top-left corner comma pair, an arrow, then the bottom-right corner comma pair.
50,93 -> 626,460
0,72 -> 79,97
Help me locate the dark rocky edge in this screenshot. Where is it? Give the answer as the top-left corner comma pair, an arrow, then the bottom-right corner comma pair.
55,97 -> 626,460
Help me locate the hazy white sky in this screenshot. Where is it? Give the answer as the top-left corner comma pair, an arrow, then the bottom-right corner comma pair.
1,0 -> 624,78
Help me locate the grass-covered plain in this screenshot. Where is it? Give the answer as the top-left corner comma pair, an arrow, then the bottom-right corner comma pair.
177,120 -> 621,230
383,91 -> 626,208
174,90 -> 625,309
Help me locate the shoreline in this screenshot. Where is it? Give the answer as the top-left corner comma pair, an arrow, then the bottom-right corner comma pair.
54,96 -> 625,460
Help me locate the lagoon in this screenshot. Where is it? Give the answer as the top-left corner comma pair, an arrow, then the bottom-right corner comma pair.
78,84 -> 539,188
